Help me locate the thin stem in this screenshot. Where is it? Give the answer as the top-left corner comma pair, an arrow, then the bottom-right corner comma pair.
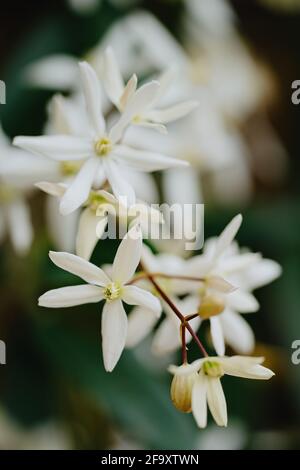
140,263 -> 208,358
185,312 -> 199,322
181,324 -> 187,364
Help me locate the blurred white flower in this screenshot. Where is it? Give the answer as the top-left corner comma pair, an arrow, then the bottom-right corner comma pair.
186,214 -> 282,355
169,356 -> 274,428
38,224 -> 161,372
102,47 -> 198,133
0,124 -> 57,255
0,409 -> 71,450
15,62 -> 188,215
67,0 -> 100,15
36,182 -> 163,260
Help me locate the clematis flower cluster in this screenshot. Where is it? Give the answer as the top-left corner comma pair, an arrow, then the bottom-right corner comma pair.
5,16 -> 282,429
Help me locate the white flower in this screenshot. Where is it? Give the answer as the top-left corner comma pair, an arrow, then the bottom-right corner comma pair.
186,214 -> 281,356
68,0 -> 99,15
36,182 -> 163,260
0,124 -> 57,255
15,62 -> 188,215
169,356 -> 274,428
38,224 -> 161,372
102,47 -> 198,133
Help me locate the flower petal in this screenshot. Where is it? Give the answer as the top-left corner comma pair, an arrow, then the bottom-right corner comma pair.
213,214 -> 242,259
122,285 -> 161,316
102,47 -> 124,109
220,309 -> 255,354
13,135 -> 91,161
60,157 -> 98,215
221,357 -> 274,380
7,198 -> 33,256
103,158 -> 136,206
46,195 -> 78,252
192,371 -> 207,429
76,207 -> 107,261
36,181 -> 67,197
210,316 -> 225,356
79,61 -> 105,136
101,299 -> 128,372
119,74 -> 138,110
126,306 -> 158,348
147,100 -> 199,124
206,377 -> 228,427
227,289 -> 259,313
112,223 -> 142,283
113,145 -> 188,171
38,284 -> 103,308
49,251 -> 110,286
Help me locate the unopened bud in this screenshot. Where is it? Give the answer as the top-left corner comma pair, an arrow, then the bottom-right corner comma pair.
170,367 -> 198,413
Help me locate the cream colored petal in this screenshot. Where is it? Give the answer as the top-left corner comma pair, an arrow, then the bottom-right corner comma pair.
206,377 -> 227,427
126,306 -> 158,348
38,284 -> 103,308
192,371 -> 208,428
210,316 -> 225,356
101,299 -> 128,372
49,250 -> 110,286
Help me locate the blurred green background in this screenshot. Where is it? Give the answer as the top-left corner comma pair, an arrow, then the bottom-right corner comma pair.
0,0 -> 300,450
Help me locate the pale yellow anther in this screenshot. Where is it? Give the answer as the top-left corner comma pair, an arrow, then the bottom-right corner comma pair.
103,282 -> 122,302
203,360 -> 224,378
94,137 -> 112,157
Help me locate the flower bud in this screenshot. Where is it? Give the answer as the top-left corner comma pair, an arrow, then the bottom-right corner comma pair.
170,367 -> 198,413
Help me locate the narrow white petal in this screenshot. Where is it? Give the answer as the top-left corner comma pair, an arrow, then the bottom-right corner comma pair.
135,121 -> 167,134
214,214 -> 243,259
38,284 -> 103,308
192,372 -> 207,429
147,100 -> 199,124
13,135 -> 91,161
46,195 -> 78,252
112,223 -> 142,283
60,157 -> 98,215
122,285 -> 161,316
207,276 -> 236,293
210,316 -> 225,356
101,300 -> 128,372
126,307 -> 158,348
36,181 -> 66,197
76,207 -> 107,260
119,74 -> 138,110
79,61 -> 105,136
206,377 -> 228,427
113,145 -> 188,171
227,289 -> 259,313
102,47 -> 124,108
49,251 -> 110,286
103,158 -> 136,206
162,167 -> 202,206
24,54 -> 79,90
243,259 -> 282,290
222,357 -> 274,380
7,198 -> 33,256
221,310 -> 255,354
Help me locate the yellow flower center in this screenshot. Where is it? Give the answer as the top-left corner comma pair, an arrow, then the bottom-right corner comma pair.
94,137 -> 112,157
103,282 -> 122,302
60,160 -> 83,177
86,191 -> 107,213
203,360 -> 224,378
